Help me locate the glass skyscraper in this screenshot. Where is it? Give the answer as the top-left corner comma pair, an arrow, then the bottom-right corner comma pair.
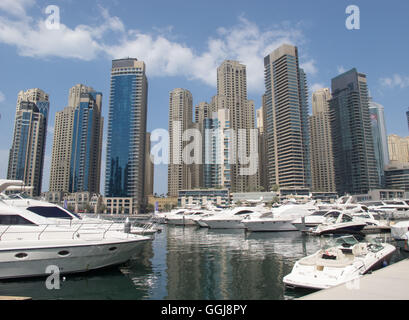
369,98 -> 389,187
329,68 -> 380,195
105,58 -> 148,212
7,89 -> 49,196
69,91 -> 103,193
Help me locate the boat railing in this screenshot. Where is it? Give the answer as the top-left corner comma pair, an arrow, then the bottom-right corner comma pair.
0,220 -> 133,241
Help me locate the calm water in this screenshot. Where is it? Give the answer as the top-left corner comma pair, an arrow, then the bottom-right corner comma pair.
0,225 -> 407,300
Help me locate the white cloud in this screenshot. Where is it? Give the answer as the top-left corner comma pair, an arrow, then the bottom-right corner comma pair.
300,59 -> 317,75
0,6 -> 311,93
0,91 -> 5,103
0,0 -> 34,17
104,16 -> 306,93
310,83 -> 326,93
379,74 -> 409,89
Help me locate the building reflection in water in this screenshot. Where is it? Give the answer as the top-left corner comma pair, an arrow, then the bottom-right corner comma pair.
164,226 -> 323,300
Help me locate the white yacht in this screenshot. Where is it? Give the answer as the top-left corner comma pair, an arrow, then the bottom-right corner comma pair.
200,205 -> 270,229
283,236 -> 396,290
166,209 -> 211,226
0,199 -> 152,280
292,210 -> 329,231
310,211 -> 367,236
242,203 -> 313,232
0,180 -> 159,236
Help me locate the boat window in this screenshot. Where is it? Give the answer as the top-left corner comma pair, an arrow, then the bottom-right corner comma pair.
26,206 -> 77,219
234,210 -> 254,215
341,214 -> 353,222
0,215 -> 36,225
325,211 -> 341,219
311,211 -> 327,216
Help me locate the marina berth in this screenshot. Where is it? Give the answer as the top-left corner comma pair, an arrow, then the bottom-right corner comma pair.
283,235 -> 396,290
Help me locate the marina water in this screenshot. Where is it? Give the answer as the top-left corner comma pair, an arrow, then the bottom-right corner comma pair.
0,224 -> 407,300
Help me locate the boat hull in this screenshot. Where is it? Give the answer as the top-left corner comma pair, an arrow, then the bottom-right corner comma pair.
204,219 -> 244,229
244,220 -> 298,232
0,238 -> 150,280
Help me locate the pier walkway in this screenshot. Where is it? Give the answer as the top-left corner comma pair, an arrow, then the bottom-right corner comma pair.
300,258 -> 409,300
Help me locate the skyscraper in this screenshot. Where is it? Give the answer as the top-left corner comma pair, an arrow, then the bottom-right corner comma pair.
168,88 -> 195,197
264,44 -> 310,190
50,84 -> 103,194
144,132 -> 154,197
215,60 -> 257,192
70,91 -> 103,193
203,109 -> 232,190
368,98 -> 389,187
309,88 -> 336,192
406,107 -> 409,133
329,68 -> 379,195
388,134 -> 409,163
105,58 -> 148,212
256,101 -> 268,191
8,88 -> 49,196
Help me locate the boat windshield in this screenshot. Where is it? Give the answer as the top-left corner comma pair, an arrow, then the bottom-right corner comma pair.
26,206 -> 80,220
367,238 -> 385,253
323,236 -> 359,249
7,193 -> 32,200
234,210 -> 254,215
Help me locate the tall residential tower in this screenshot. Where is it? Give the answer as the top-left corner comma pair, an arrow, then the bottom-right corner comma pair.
105,58 -> 148,212
8,88 -> 49,196
264,44 -> 310,190
329,68 -> 379,195
309,88 -> 336,192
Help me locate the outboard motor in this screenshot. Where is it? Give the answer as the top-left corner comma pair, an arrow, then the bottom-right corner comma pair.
124,217 -> 131,234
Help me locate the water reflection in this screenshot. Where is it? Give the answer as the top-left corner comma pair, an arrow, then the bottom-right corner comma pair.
0,225 -> 406,300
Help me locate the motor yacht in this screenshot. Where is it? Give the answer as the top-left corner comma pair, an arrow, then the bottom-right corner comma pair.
0,180 -> 159,236
242,203 -> 313,232
0,199 -> 152,280
283,235 -> 396,290
200,205 -> 270,229
165,209 -> 211,226
310,211 -> 367,236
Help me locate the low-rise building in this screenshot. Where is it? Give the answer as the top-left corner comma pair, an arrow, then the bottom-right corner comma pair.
178,189 -> 230,208
103,197 -> 134,214
147,195 -> 178,212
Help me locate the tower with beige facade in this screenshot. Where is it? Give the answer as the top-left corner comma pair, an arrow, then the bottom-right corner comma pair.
309,88 -> 336,192
215,60 -> 257,192
168,88 -> 197,197
264,44 -> 310,190
388,134 -> 409,163
49,84 -> 103,194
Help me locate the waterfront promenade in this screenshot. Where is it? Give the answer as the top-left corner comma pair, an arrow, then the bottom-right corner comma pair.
300,258 -> 409,300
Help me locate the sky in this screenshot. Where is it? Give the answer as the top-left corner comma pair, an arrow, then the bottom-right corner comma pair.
0,0 -> 408,196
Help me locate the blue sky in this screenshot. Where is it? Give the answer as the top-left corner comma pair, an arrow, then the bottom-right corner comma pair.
0,0 -> 408,196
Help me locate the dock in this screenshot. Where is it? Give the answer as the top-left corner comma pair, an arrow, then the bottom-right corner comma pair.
299,258 -> 409,300
0,296 -> 32,300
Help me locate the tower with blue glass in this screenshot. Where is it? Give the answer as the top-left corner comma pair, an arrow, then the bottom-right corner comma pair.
7,88 -> 49,196
70,91 -> 103,193
105,58 -> 148,213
